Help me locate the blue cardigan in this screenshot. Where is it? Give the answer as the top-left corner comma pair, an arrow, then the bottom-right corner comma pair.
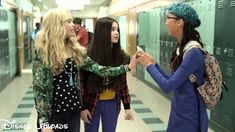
146,48 -> 208,132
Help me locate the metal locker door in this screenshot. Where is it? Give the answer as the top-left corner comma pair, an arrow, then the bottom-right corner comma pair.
0,57 -> 3,89
211,0 -> 235,131
136,12 -> 148,80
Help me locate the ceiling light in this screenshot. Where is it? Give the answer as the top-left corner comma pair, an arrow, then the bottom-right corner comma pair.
43,5 -> 48,9
56,0 -> 90,5
58,4 -> 84,10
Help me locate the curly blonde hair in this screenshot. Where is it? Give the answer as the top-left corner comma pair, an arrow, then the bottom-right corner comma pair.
35,9 -> 86,74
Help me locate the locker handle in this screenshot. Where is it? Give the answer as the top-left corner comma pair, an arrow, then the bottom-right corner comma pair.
223,48 -> 227,55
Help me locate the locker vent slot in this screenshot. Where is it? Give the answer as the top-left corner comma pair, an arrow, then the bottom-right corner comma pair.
228,49 -> 234,57
208,3 -> 213,11
231,0 -> 235,7
218,0 -> 224,8
226,67 -> 233,76
215,47 -> 222,55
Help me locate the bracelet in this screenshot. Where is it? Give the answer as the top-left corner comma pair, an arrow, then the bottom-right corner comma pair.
125,64 -> 131,72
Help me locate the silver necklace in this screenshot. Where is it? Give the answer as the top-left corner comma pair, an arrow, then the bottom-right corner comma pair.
64,58 -> 73,86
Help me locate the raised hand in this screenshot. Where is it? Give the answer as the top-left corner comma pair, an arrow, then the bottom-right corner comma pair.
137,51 -> 156,67
128,52 -> 139,70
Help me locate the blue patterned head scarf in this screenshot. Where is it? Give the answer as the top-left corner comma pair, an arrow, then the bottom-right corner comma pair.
168,3 -> 201,28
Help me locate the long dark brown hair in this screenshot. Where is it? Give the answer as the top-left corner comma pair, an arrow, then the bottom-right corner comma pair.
85,17 -> 128,93
170,20 -> 203,71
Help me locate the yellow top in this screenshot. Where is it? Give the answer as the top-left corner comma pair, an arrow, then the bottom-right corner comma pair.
99,89 -> 116,100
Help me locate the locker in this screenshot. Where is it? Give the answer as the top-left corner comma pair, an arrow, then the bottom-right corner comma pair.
0,30 -> 2,39
0,7 -> 10,91
211,0 -> 235,131
0,58 -> 3,87
8,10 -> 18,77
136,11 -> 150,80
0,39 -> 3,58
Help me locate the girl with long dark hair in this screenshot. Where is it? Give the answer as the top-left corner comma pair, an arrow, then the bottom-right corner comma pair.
80,17 -> 134,132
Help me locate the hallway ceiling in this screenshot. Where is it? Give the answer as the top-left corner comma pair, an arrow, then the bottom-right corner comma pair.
31,0 -> 111,18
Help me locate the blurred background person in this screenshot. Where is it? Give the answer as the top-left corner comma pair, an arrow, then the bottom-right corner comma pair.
31,22 -> 41,41
73,17 -> 89,48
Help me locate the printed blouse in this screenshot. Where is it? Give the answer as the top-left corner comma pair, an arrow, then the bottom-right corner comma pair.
32,51 -> 129,124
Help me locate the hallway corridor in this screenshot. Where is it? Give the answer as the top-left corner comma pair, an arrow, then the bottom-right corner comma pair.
0,67 -> 214,132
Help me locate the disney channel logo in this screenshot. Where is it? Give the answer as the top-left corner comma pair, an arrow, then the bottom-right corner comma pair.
0,119 -> 69,130
0,119 -> 31,130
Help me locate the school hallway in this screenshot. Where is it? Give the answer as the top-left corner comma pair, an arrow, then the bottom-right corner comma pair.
0,65 -> 216,132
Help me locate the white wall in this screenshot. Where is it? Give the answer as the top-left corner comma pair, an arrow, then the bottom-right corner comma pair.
109,0 -> 177,14
109,0 -> 149,14
97,6 -> 109,18
84,19 -> 94,32
18,0 -> 33,13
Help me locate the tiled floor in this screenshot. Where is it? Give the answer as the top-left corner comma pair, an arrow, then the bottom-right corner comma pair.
0,67 -> 215,132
